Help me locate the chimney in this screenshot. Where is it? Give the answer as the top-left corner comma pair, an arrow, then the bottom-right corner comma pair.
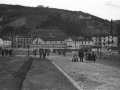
111,19 -> 113,34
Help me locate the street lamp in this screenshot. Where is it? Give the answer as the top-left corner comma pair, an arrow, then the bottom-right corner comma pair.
9,18 -> 26,57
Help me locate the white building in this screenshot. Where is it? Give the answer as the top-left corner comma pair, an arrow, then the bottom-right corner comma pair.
92,34 -> 118,48
30,36 -> 94,50
2,37 -> 12,48
0,38 -> 4,48
30,36 -> 67,49
66,36 -> 94,49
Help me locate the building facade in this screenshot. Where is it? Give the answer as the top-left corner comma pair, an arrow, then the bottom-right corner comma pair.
92,34 -> 118,48
14,35 -> 33,48
66,37 -> 94,49
0,38 -> 4,48
1,37 -> 12,48
30,36 -> 67,49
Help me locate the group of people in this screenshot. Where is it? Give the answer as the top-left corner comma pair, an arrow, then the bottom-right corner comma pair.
0,48 -> 13,56
72,49 -> 97,63
85,50 -> 97,62
33,48 -> 51,59
57,49 -> 66,57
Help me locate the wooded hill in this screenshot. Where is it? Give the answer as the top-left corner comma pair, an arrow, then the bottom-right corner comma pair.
0,4 -> 119,37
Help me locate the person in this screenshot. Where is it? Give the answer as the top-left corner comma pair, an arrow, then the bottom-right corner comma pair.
58,49 -> 60,55
1,48 -> 5,56
9,48 -> 13,56
43,49 -> 47,59
33,49 -> 37,57
39,48 -> 43,59
88,51 -> 92,62
91,51 -> 97,62
5,49 -> 8,56
47,49 -> 50,56
85,50 -> 91,62
72,50 -> 78,62
78,49 -> 84,62
63,49 -> 66,57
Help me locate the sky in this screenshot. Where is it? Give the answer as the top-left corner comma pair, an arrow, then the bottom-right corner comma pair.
0,0 -> 120,21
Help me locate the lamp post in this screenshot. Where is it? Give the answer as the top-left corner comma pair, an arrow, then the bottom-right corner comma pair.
9,18 -> 26,57
12,26 -> 16,57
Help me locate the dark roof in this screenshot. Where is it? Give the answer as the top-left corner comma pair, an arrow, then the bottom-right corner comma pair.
67,36 -> 93,41
1,37 -> 11,41
92,34 -> 118,37
40,36 -> 68,41
32,36 -> 68,41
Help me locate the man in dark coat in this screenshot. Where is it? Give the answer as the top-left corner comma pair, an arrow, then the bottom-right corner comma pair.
5,49 -> 8,56
91,51 -> 97,62
63,49 -> 66,57
39,48 -> 43,59
78,50 -> 84,62
33,49 -> 37,57
43,49 -> 47,59
9,49 -> 13,56
1,49 -> 5,56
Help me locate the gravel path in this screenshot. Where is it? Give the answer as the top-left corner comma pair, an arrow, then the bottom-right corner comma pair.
47,53 -> 120,90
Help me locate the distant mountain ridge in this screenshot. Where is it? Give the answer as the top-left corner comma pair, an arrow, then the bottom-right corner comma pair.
0,4 -> 118,37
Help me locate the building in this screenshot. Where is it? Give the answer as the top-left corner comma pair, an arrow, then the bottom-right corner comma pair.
1,34 -> 33,48
30,36 -> 67,49
92,34 -> 118,48
14,35 -> 33,48
1,37 -> 12,48
66,36 -> 94,49
0,38 -> 4,48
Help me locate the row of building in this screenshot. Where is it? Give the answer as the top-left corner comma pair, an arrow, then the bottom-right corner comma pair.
0,34 -> 118,50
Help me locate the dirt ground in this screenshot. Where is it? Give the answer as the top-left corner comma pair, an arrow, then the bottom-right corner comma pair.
0,56 -> 33,90
48,53 -> 120,90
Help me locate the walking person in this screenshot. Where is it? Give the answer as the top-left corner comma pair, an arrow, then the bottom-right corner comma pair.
47,49 -> 50,56
88,51 -> 92,62
33,49 -> 37,57
72,50 -> 78,62
85,50 -> 90,62
1,48 -> 5,56
8,49 -> 12,56
5,49 -> 9,56
63,49 -> 66,57
43,49 -> 47,59
91,51 -> 97,62
39,48 -> 43,59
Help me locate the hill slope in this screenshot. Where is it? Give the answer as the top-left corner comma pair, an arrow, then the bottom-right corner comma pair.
0,4 -> 118,37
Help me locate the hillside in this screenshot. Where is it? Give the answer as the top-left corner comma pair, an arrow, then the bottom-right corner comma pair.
0,4 -> 118,37
113,20 -> 120,25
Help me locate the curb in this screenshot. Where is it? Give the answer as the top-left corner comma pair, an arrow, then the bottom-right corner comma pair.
50,59 -> 83,90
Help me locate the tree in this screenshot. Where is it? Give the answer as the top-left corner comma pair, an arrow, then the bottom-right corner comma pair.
9,18 -> 26,27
